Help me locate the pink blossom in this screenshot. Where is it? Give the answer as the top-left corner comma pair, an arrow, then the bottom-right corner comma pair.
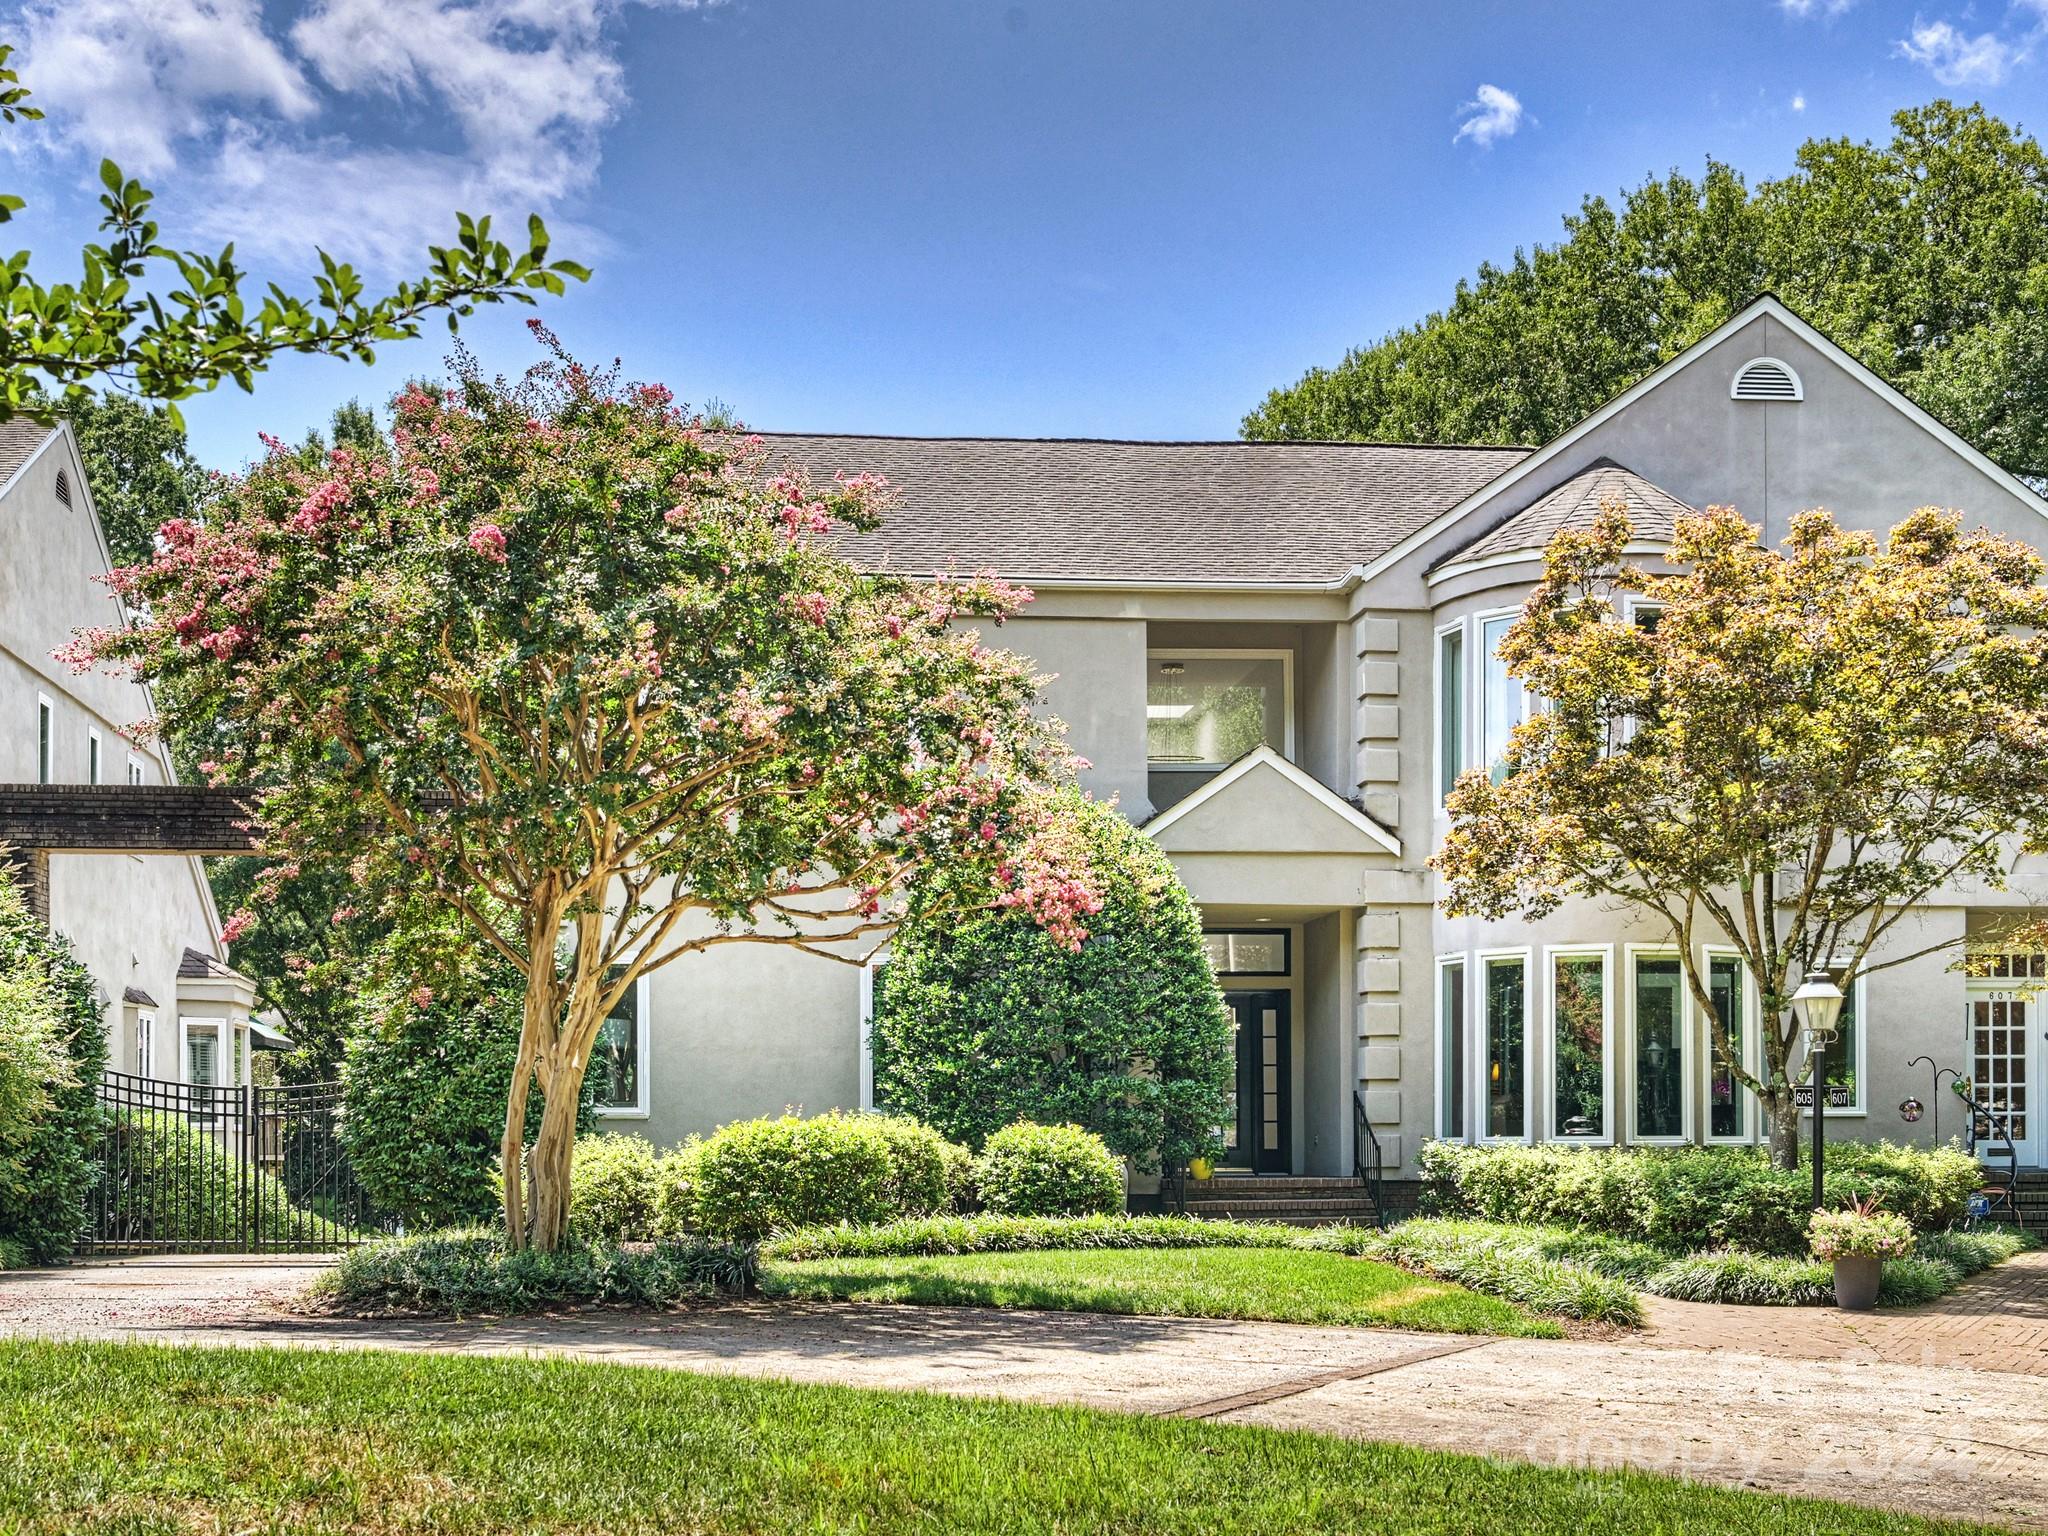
290,479 -> 348,534
468,523 -> 509,563
219,911 -> 256,945
408,467 -> 441,505
791,592 -> 831,627
410,986 -> 434,1010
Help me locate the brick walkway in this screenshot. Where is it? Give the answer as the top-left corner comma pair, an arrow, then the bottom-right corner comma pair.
1641,1247 -> 2048,1375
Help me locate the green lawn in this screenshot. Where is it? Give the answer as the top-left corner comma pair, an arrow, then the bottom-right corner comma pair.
0,1339 -> 2001,1536
762,1245 -> 1561,1336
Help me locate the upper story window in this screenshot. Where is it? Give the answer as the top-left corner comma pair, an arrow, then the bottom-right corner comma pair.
1479,616 -> 1527,783
1436,625 -> 1463,802
1146,651 -> 1292,767
36,695 -> 53,784
126,753 -> 146,787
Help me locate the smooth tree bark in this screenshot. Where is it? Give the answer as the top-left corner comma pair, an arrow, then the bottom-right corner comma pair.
1433,502 -> 2048,1168
72,334 -> 1100,1251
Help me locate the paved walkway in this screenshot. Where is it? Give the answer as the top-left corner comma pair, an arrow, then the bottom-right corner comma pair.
1,1254 -> 2044,1531
1641,1248 -> 2048,1376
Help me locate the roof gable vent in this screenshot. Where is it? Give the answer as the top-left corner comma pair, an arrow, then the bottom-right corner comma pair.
52,468 -> 70,506
1731,357 -> 1803,402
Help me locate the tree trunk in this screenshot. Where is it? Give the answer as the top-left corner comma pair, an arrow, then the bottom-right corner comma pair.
499,1042 -> 535,1250
1765,1089 -> 1802,1172
525,1057 -> 584,1253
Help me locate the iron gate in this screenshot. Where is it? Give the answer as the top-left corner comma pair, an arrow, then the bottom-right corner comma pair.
86,1072 -> 389,1253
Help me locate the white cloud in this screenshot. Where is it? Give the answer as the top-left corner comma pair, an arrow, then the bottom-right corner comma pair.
1780,0 -> 1856,18
17,0 -> 706,270
1791,92 -> 1808,111
1896,18 -> 2021,85
1453,84 -> 1525,149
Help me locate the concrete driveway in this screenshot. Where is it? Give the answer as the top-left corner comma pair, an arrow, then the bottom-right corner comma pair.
2,1252 -> 2043,1531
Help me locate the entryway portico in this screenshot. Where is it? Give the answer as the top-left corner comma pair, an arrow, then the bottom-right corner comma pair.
1144,747 -> 1406,1183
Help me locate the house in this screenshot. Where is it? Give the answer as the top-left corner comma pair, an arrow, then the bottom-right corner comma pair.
0,417 -> 257,1087
591,296 -> 2047,1189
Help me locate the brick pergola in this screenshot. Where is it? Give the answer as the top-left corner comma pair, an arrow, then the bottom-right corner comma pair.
0,785 -> 259,919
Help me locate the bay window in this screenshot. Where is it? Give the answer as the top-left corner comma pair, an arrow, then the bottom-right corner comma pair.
1437,956 -> 1467,1139
1479,616 -> 1526,782
1436,623 -> 1464,802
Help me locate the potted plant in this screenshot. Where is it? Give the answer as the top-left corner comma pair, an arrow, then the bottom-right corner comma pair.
1807,1198 -> 1915,1311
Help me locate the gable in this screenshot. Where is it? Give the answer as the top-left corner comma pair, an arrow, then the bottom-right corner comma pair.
1365,297 -> 2048,601
1145,749 -> 1400,858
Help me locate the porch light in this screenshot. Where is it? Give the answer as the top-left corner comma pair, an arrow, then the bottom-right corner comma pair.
1789,970 -> 1843,1046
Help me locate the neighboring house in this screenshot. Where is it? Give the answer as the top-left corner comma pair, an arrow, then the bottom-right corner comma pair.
0,418 -> 256,1087
603,296 -> 2048,1179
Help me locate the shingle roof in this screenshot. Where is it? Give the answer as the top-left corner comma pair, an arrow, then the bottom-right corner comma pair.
0,418 -> 55,487
755,434 -> 1530,584
1443,458 -> 1693,566
178,946 -> 251,984
121,986 -> 158,1008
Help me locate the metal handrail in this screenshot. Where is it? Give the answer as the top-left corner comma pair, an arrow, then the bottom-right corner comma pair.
1353,1088 -> 1386,1229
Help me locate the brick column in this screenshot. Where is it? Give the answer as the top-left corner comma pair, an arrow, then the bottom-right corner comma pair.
0,844 -> 50,923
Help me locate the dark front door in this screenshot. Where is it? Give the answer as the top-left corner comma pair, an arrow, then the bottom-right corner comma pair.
1222,990 -> 1290,1173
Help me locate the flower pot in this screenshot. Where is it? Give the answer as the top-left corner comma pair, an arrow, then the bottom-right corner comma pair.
1832,1254 -> 1882,1311
1188,1158 -> 1214,1181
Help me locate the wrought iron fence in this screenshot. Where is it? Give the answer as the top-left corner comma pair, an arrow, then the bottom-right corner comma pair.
85,1072 -> 390,1253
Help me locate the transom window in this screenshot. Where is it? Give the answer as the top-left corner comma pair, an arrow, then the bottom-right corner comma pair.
1204,930 -> 1289,977
1146,652 -> 1291,767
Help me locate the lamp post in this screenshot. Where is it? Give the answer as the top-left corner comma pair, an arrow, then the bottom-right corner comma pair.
1789,969 -> 1844,1210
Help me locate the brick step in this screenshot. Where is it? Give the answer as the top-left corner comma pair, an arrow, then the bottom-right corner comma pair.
1180,1199 -> 1382,1218
1184,1177 -> 1372,1194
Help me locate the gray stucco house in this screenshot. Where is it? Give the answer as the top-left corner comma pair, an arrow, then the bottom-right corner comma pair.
0,418 -> 255,1086
601,296 -> 2045,1189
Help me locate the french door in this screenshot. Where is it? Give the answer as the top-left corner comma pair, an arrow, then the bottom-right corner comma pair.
1969,987 -> 2040,1166
1221,990 -> 1290,1174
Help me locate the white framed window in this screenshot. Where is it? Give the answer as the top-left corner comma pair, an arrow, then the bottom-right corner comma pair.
1546,945 -> 1613,1143
1477,948 -> 1531,1141
592,973 -> 651,1118
126,752 -> 146,787
1477,613 -> 1527,783
87,728 -> 102,786
180,1018 -> 225,1086
1145,650 -> 1294,767
1434,953 -> 1469,1140
858,951 -> 887,1113
1703,948 -> 1757,1143
1628,947 -> 1691,1143
36,694 -> 53,783
1435,620 -> 1466,806
135,1010 -> 156,1076
1805,965 -> 1867,1118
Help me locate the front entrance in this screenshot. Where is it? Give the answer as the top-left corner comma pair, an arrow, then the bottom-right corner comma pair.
1968,979 -> 2041,1168
1221,990 -> 1290,1173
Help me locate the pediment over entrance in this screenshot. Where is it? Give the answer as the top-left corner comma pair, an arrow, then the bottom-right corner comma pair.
1143,747 -> 1400,860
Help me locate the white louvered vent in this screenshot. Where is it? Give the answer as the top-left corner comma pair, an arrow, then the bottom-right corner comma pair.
52,469 -> 70,506
1731,357 -> 1803,402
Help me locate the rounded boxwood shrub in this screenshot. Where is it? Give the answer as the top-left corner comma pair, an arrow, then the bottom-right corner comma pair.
972,1122 -> 1123,1217
650,1140 -> 703,1239
691,1113 -> 897,1241
870,788 -> 1233,1172
568,1133 -> 663,1245
861,1113 -> 960,1218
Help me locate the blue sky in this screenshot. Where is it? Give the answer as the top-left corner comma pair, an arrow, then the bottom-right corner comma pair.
10,0 -> 2048,470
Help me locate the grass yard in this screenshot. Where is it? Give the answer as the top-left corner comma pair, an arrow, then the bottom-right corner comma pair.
762,1244 -> 1561,1336
0,1338 -> 2003,1536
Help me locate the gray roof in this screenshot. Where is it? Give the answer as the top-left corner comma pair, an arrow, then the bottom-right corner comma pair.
1444,458 -> 1693,565
178,946 -> 251,984
756,434 -> 1530,584
121,986 -> 158,1008
0,418 -> 55,487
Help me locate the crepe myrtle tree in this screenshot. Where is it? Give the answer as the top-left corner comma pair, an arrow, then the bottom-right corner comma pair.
1433,502 -> 2048,1168
69,330 -> 1102,1252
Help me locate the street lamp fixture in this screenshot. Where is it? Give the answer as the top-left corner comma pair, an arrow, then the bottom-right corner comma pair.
1789,969 -> 1844,1209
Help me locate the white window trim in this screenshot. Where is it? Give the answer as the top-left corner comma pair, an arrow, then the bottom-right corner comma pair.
1543,943 -> 1615,1147
36,692 -> 54,784
1475,946 -> 1533,1144
592,974 -> 653,1119
1144,647 -> 1295,768
1625,945 -> 1693,1144
1433,617 -> 1468,816
1730,355 -> 1805,402
126,751 -> 146,787
857,949 -> 887,1113
178,1016 -> 229,1087
1801,962 -> 1868,1120
87,727 -> 103,786
1472,609 -> 1526,781
1433,951 -> 1470,1142
135,1010 -> 155,1077
1700,945 -> 1760,1145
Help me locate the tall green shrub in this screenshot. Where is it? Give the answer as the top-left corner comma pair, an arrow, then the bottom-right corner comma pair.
0,876 -> 104,1262
973,1122 -> 1124,1217
339,959 -> 592,1231
691,1114 -> 898,1242
871,789 -> 1232,1171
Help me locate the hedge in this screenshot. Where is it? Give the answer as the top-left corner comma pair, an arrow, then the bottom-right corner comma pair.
972,1123 -> 1123,1218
